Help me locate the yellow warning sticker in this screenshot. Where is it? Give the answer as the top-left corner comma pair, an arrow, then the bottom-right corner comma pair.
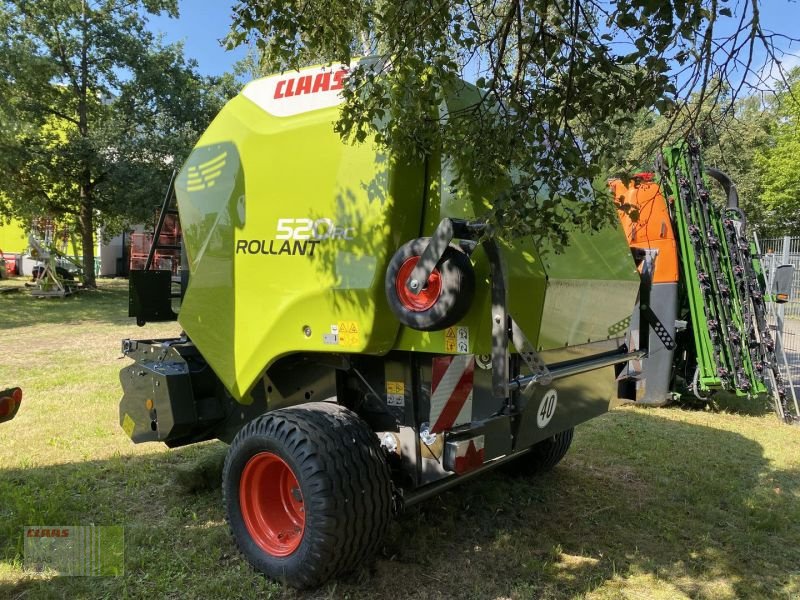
338,320 -> 361,347
386,381 -> 404,395
444,326 -> 457,352
386,381 -> 405,407
122,413 -> 136,438
444,326 -> 469,353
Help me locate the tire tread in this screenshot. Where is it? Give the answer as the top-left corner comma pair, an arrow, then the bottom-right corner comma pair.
222,402 -> 392,588
507,428 -> 574,475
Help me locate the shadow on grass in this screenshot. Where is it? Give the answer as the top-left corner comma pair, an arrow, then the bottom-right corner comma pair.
1,410 -> 799,599
0,278 -> 136,330
709,391 -> 775,417
665,391 -> 775,419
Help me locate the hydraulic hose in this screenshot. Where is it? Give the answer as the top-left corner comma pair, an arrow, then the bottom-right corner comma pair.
705,167 -> 739,210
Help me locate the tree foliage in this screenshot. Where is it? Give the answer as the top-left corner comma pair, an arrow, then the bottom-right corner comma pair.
0,0 -> 234,287
755,67 -> 800,235
621,66 -> 800,237
227,0 -> 796,245
623,86 -> 772,232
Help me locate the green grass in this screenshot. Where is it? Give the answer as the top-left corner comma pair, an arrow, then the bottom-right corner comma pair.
1,278 -> 800,599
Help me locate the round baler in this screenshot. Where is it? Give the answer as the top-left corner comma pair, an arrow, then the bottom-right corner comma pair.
119,60 -> 642,588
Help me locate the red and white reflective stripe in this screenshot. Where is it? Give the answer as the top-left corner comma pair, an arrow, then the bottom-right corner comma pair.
429,355 -> 475,433
444,436 -> 485,474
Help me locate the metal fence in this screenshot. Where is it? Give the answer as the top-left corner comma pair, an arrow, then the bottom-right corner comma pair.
758,236 -> 800,319
755,235 -> 800,401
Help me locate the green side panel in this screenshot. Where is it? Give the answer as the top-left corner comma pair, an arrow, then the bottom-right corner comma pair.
537,221 -> 640,350
392,238 -> 548,356
177,94 -> 425,399
424,80 -> 499,229
397,126 -> 637,355
395,80 -> 551,356
394,216 -> 638,355
505,239 -> 548,349
175,141 -> 242,393
397,78 -> 638,354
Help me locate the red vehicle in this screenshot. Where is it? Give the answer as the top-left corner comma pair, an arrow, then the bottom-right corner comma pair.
0,388 -> 22,424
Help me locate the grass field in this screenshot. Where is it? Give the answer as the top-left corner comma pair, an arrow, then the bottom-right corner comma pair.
1,278 -> 799,599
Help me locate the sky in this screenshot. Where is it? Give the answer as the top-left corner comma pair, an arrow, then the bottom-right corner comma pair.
146,1 -> 800,83
146,1 -> 247,77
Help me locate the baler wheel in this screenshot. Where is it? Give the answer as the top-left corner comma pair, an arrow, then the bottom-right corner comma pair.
222,402 -> 392,589
506,428 -> 574,475
385,238 -> 475,331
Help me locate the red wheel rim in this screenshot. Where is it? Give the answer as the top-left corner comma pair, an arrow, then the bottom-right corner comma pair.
395,256 -> 442,312
239,452 -> 305,557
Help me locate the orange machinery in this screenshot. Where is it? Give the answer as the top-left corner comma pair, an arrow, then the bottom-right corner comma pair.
610,174 -> 681,405
610,174 -> 679,284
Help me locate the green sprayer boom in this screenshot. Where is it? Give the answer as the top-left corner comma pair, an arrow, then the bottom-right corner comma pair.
659,141 -> 796,421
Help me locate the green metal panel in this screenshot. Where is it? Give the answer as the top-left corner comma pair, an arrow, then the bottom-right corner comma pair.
537,217 -> 640,350
176,63 -> 639,402
177,80 -> 426,400
397,79 -> 638,355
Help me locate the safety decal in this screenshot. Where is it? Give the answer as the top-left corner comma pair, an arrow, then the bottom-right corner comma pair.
338,321 -> 360,347
122,413 -> 135,437
323,324 -> 339,345
386,381 -> 405,407
429,355 -> 475,433
444,326 -> 469,353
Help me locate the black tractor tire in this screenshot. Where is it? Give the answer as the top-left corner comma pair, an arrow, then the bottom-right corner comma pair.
506,428 -> 574,476
57,266 -> 75,281
385,238 -> 475,331
222,402 -> 393,589
31,266 -> 74,281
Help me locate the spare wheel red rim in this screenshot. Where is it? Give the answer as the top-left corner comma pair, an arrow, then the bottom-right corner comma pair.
240,451 -> 305,557
396,256 -> 442,312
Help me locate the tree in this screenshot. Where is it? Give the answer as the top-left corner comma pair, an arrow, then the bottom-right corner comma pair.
0,0 -> 234,287
227,0 -> 797,245
755,67 -> 800,235
622,87 -> 772,233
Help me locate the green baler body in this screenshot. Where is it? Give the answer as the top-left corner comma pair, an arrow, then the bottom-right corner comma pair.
175,62 -> 639,402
